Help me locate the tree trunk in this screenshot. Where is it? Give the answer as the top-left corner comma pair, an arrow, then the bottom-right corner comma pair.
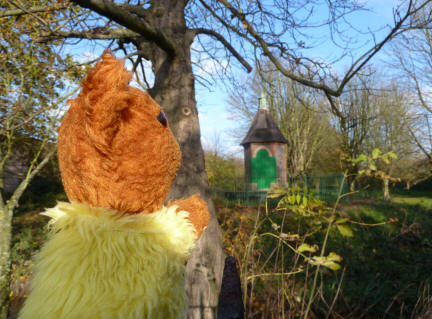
147,4 -> 226,317
0,209 -> 12,319
346,161 -> 358,193
0,148 -> 55,318
406,181 -> 410,191
383,178 -> 390,201
349,178 -> 356,192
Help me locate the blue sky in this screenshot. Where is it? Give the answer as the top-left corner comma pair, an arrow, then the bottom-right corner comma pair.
67,0 -> 402,159
195,0 -> 401,158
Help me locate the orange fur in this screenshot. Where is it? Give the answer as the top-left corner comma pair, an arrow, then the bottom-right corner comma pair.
169,194 -> 210,237
57,52 -> 209,234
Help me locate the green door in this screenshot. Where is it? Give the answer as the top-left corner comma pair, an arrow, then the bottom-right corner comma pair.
251,149 -> 277,189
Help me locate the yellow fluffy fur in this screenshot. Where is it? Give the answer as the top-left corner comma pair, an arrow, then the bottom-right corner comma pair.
18,202 -> 197,319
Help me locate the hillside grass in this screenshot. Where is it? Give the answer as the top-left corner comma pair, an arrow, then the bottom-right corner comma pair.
216,193 -> 432,318
8,176 -> 66,319
7,189 -> 432,318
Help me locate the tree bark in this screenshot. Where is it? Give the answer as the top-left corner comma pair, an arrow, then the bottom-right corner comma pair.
406,181 -> 410,191
0,147 -> 55,319
151,50 -> 225,319
0,209 -> 12,319
349,179 -> 356,193
145,3 -> 226,317
383,178 -> 390,201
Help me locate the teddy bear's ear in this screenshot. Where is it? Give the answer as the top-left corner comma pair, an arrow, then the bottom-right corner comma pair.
82,51 -> 132,92
78,52 -> 132,154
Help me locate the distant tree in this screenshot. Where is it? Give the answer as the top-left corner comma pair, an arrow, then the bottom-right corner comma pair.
324,72 -> 378,190
308,132 -> 342,175
203,133 -> 244,191
2,0 -> 431,317
205,153 -> 244,191
229,67 -> 338,177
369,80 -> 418,199
0,5 -> 83,316
391,19 -> 432,168
330,74 -> 427,198
329,72 -> 422,194
393,156 -> 431,190
365,83 -> 417,199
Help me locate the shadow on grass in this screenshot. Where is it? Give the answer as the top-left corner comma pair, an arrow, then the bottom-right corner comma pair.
330,198 -> 432,318
8,190 -> 432,319
216,193 -> 432,318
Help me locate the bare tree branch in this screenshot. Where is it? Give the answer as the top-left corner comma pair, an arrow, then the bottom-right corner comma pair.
325,91 -> 345,119
6,146 -> 56,213
71,0 -> 176,56
336,0 -> 428,95
217,0 -> 432,97
123,50 -> 148,60
197,0 -> 251,43
217,0 -> 342,95
118,3 -> 150,21
193,28 -> 252,73
412,72 -> 432,114
35,28 -> 139,42
0,3 -> 69,17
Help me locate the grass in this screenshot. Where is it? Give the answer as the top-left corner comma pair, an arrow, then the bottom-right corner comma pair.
390,196 -> 432,209
7,186 -> 432,319
8,210 -> 49,319
215,192 -> 432,318
331,198 -> 432,318
8,175 -> 66,319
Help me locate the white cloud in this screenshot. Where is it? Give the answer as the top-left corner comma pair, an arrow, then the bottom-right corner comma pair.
193,58 -> 229,79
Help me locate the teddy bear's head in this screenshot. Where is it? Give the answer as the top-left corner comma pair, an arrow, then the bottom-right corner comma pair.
57,52 -> 181,214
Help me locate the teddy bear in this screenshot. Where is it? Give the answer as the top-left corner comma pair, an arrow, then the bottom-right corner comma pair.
18,51 -> 210,319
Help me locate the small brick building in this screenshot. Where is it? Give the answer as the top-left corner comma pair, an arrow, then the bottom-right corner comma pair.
241,93 -> 288,191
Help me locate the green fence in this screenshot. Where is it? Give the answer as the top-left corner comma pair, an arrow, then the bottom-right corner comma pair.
211,173 -> 348,207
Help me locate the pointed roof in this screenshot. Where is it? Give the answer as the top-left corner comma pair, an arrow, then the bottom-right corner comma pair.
241,93 -> 288,146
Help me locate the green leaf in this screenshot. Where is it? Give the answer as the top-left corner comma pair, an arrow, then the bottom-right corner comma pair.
336,224 -> 354,237
372,148 -> 381,159
296,193 -> 301,205
356,154 -> 367,163
328,252 -> 343,262
268,189 -> 287,198
267,192 -> 283,199
288,194 -> 295,204
310,252 -> 343,271
335,218 -> 350,224
328,214 -> 337,222
280,233 -> 300,241
388,152 -> 397,159
298,243 -> 318,253
368,163 -> 377,171
302,195 -> 308,207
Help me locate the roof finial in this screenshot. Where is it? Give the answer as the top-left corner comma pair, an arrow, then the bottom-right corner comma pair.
259,91 -> 268,110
